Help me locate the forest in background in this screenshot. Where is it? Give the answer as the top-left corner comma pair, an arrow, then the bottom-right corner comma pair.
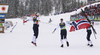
0,0 -> 87,18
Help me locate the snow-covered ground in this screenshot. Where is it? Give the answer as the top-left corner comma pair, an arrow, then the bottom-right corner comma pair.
0,14 -> 100,55
0,2 -> 100,55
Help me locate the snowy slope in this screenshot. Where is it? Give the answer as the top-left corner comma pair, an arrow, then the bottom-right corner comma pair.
0,2 -> 100,55
0,16 -> 100,55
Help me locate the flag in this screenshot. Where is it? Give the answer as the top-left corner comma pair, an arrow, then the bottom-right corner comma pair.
70,19 -> 90,32
0,5 -> 9,13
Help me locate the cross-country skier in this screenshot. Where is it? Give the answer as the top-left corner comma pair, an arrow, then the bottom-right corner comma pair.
87,25 -> 93,47
23,12 -> 40,46
52,18 -> 69,48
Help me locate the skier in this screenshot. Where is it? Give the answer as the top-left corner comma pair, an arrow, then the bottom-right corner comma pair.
23,12 -> 40,46
49,18 -> 52,23
52,18 -> 69,48
86,25 -> 93,47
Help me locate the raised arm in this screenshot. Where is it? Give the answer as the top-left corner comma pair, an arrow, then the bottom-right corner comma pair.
27,17 -> 33,21
23,17 -> 33,23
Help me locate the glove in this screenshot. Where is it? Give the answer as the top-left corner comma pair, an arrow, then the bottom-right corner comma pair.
70,23 -> 72,25
23,21 -> 27,23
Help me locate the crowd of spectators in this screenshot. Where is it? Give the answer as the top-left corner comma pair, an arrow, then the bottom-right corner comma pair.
84,4 -> 100,16
71,4 -> 100,17
55,3 -> 100,16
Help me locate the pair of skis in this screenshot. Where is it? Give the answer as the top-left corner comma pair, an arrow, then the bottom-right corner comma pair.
10,22 -> 17,33
81,9 -> 97,39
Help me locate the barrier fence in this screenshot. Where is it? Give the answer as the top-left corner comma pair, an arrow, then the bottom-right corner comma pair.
70,15 -> 100,21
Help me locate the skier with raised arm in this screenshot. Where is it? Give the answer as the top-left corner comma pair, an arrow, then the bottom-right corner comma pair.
52,18 -> 70,48
23,12 -> 40,46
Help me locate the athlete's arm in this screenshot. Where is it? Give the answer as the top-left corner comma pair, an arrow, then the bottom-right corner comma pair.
52,25 -> 59,33
27,17 -> 33,21
23,17 -> 33,23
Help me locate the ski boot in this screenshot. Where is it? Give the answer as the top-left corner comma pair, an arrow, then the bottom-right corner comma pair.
31,41 -> 37,46
66,41 -> 69,47
61,44 -> 63,48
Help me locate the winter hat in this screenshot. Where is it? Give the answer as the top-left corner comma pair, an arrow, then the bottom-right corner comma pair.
36,13 -> 40,15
